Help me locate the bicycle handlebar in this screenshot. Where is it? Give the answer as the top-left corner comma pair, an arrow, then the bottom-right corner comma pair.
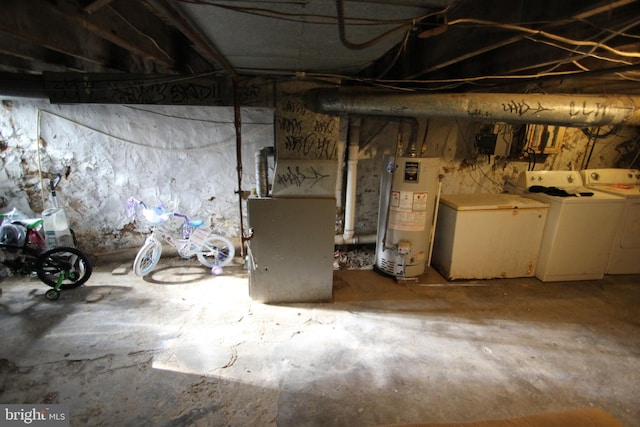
126,197 -> 194,226
50,173 -> 62,193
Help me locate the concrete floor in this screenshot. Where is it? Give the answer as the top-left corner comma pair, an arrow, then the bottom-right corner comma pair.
0,256 -> 639,427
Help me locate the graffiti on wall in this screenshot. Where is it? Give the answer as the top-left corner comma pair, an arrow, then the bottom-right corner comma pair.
271,160 -> 336,197
45,75 -> 226,105
276,87 -> 339,161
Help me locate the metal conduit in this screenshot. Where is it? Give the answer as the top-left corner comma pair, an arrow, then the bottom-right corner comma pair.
307,89 -> 640,127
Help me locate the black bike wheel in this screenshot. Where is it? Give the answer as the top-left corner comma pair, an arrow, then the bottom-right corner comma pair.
35,246 -> 93,289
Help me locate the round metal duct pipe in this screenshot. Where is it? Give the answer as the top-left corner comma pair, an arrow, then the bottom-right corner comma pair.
307,89 -> 640,127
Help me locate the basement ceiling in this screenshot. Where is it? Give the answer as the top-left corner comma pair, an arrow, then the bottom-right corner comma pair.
0,0 -> 639,96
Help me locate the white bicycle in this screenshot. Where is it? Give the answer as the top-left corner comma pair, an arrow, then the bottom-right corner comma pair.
126,197 -> 235,276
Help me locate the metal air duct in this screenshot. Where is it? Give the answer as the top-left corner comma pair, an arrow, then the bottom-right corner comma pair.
307,89 -> 640,127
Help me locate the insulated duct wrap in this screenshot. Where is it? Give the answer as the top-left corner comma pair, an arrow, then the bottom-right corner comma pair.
308,89 -> 640,127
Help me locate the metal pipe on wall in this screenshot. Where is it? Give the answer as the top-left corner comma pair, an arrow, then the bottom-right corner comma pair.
255,146 -> 275,197
308,89 -> 640,127
342,118 -> 360,241
333,117 -> 377,246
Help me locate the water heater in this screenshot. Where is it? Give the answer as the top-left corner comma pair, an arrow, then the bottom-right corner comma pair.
375,156 -> 440,277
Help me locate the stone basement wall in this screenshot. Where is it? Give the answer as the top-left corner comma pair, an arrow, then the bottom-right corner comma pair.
1,91 -> 637,255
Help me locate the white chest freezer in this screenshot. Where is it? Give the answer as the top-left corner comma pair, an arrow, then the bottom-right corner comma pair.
431,193 -> 549,280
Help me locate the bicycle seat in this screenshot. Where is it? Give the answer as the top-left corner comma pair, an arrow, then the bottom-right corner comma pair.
188,219 -> 205,228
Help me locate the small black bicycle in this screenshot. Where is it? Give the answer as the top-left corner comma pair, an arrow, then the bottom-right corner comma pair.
0,209 -> 92,301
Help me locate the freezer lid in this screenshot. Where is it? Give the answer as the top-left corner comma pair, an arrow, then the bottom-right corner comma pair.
439,193 -> 549,211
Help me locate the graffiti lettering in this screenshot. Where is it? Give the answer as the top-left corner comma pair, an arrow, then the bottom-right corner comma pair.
46,78 -> 219,104
278,117 -> 303,135
314,119 -> 335,134
169,83 -> 214,104
240,84 -> 262,104
284,133 -> 337,160
276,165 -> 330,188
467,108 -> 492,118
501,100 -> 553,116
569,101 -> 608,118
111,81 -> 168,104
282,100 -> 307,115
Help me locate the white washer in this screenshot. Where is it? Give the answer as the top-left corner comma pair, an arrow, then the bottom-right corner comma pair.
516,171 -> 625,282
431,193 -> 549,280
581,168 -> 640,274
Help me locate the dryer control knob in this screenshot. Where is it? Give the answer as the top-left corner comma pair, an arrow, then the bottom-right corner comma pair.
590,172 -> 600,181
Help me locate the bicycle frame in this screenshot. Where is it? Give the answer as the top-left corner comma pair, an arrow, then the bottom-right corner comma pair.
127,197 -> 205,255
150,218 -> 210,259
127,197 -> 235,276
1,212 -> 92,300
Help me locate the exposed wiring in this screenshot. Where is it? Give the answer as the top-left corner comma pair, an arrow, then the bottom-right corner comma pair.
535,17 -> 640,74
525,36 -> 633,66
524,147 -> 537,171
626,132 -> 640,168
108,5 -> 174,63
38,109 -> 270,152
123,105 -> 273,125
375,28 -> 412,78
177,0 -> 431,26
581,125 -> 620,139
373,69 -> 584,85
335,0 -> 413,50
581,127 -> 598,169
578,17 -> 640,40
447,18 -> 640,59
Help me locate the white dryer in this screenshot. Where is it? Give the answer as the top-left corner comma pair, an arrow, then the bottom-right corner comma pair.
581,168 -> 640,274
517,171 -> 625,282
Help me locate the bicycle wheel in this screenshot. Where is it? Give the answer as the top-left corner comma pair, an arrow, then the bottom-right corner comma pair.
133,239 -> 162,276
196,235 -> 235,268
35,246 -> 93,289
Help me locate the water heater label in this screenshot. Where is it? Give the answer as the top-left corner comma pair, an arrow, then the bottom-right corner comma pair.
398,191 -> 414,210
389,190 -> 428,230
389,211 -> 427,231
413,192 -> 428,211
404,162 -> 419,182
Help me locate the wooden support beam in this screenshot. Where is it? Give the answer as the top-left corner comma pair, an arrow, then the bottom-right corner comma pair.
0,0 -> 201,74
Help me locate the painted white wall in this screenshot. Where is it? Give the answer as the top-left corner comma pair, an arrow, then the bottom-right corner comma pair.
1,98 -> 274,253
2,95 -> 636,254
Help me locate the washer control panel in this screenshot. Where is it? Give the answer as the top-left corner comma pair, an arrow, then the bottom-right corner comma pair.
519,171 -> 584,189
581,169 -> 640,185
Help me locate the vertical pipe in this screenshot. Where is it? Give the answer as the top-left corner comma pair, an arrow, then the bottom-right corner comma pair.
343,119 -> 360,241
233,79 -> 245,258
335,117 -> 348,221
255,146 -> 274,197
